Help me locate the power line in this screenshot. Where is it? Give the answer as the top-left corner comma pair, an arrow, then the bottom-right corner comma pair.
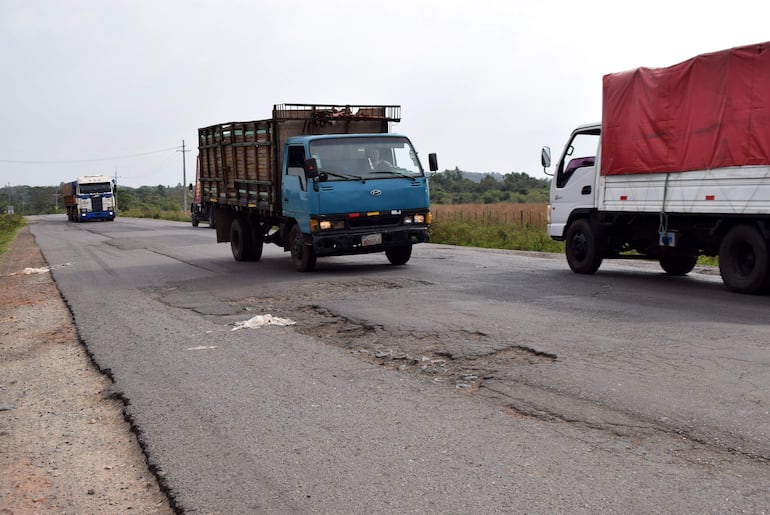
0,146 -> 180,164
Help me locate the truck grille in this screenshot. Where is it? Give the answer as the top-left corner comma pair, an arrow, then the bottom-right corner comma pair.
348,215 -> 401,228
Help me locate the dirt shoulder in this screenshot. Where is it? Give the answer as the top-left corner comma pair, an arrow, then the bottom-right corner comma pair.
0,225 -> 173,514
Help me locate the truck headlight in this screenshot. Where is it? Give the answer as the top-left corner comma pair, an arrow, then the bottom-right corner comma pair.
403,214 -> 426,224
317,220 -> 345,230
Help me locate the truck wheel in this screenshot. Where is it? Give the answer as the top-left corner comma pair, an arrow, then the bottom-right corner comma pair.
289,225 -> 316,272
659,254 -> 697,276
719,224 -> 770,294
230,218 -> 256,262
251,227 -> 264,262
191,212 -> 199,227
208,206 -> 216,229
385,245 -> 412,265
565,219 -> 603,274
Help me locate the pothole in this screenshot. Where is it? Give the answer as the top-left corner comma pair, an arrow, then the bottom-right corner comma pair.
227,279 -> 556,394
288,304 -> 555,393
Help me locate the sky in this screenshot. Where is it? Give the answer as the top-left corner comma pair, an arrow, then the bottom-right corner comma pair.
2,0 -> 770,188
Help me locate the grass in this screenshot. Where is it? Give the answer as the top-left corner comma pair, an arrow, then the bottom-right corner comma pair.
430,203 -> 562,252
430,219 -> 564,253
429,202 -> 718,266
0,214 -> 26,257
119,207 -> 189,222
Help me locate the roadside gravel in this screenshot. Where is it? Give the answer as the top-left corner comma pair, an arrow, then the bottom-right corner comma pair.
0,225 -> 173,514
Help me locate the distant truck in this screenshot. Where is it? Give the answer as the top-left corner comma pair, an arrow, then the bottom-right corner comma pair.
194,103 -> 436,271
61,175 -> 116,222
542,42 -> 770,293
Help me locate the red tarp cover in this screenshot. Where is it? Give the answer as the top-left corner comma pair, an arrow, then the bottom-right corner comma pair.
601,42 -> 770,176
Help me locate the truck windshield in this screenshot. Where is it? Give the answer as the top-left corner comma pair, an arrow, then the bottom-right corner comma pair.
309,137 -> 424,181
79,183 -> 112,194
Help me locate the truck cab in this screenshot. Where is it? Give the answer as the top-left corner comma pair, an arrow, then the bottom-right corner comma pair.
283,133 -> 435,270
543,123 -> 601,240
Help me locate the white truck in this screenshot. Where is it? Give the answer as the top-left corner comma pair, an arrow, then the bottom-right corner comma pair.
542,41 -> 770,294
60,174 -> 116,222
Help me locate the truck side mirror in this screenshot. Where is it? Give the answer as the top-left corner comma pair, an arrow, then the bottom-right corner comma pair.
303,158 -> 319,179
428,153 -> 438,172
541,146 -> 553,175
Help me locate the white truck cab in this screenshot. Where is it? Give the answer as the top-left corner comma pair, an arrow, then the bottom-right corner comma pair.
542,123 -> 601,240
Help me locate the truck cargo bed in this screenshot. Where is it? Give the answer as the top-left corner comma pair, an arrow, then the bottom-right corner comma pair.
600,166 -> 770,215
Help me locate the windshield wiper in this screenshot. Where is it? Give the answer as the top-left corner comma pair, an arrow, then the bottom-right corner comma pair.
371,169 -> 416,181
320,170 -> 366,183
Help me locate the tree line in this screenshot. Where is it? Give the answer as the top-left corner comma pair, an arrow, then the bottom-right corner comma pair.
429,168 -> 550,204
0,183 -> 188,216
1,169 -> 551,216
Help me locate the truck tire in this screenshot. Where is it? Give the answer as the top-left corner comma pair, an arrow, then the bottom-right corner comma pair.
191,211 -> 199,227
289,225 -> 316,272
565,219 -> 603,274
230,218 -> 256,262
385,245 -> 412,265
208,206 -> 216,229
719,224 -> 770,294
251,226 -> 264,262
659,254 -> 697,276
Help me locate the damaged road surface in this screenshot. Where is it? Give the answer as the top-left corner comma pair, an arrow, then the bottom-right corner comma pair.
28,215 -> 770,513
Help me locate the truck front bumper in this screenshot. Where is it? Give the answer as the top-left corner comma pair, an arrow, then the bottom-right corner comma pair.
80,210 -> 116,221
311,226 -> 429,257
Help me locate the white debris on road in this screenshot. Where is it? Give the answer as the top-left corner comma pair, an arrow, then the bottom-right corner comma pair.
5,262 -> 72,276
232,314 -> 296,331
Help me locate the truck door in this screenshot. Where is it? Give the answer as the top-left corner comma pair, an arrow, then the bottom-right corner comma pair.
282,145 -> 317,232
548,127 -> 600,239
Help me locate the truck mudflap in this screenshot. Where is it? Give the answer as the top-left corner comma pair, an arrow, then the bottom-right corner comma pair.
311,226 -> 429,257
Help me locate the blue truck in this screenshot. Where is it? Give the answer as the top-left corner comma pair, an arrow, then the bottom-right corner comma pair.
195,104 -> 436,271
61,175 -> 116,222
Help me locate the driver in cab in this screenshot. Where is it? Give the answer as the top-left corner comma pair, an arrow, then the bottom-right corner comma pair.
367,147 -> 393,172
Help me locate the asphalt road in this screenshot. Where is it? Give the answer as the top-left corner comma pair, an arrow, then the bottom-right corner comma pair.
29,215 -> 770,514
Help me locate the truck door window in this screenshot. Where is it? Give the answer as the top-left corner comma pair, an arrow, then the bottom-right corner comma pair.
287,145 -> 307,191
556,130 -> 599,188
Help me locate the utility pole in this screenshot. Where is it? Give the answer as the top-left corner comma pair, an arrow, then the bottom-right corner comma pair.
6,182 -> 13,215
177,140 -> 190,212
113,168 -> 121,210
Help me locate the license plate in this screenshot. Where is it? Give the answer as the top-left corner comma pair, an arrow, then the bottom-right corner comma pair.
362,233 -> 382,246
